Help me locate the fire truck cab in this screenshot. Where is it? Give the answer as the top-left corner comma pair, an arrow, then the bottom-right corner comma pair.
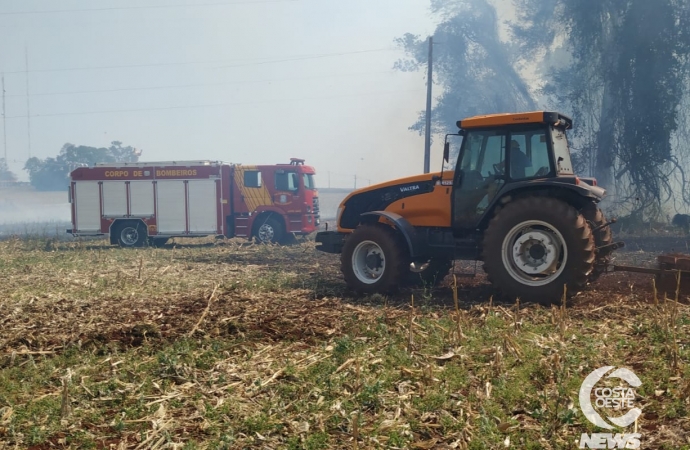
67,159 -> 319,246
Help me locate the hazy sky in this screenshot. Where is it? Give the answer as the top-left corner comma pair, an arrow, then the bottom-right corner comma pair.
0,0 -> 439,187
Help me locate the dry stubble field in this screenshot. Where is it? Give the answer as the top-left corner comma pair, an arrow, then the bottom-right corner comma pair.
0,234 -> 689,450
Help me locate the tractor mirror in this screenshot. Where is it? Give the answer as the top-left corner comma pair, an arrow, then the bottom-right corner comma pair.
443,142 -> 450,163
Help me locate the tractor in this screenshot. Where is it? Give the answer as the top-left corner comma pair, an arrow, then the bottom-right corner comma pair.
315,111 -> 623,304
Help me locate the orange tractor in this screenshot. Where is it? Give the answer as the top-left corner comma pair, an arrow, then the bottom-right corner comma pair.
316,112 -> 624,304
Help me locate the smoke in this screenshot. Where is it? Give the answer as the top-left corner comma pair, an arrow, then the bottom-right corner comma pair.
0,188 -> 70,235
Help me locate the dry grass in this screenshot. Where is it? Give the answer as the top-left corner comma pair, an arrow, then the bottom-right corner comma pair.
0,236 -> 689,449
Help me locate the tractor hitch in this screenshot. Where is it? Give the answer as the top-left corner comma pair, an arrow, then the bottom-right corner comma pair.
597,241 -> 625,253
592,217 -> 617,233
611,252 -> 690,297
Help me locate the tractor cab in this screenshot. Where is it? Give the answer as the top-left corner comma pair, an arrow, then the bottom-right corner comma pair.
446,112 -> 595,232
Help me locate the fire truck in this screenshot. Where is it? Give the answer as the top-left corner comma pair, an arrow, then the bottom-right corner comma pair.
67,159 -> 319,247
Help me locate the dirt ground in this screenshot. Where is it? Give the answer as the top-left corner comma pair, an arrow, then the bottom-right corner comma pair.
0,233 -> 688,449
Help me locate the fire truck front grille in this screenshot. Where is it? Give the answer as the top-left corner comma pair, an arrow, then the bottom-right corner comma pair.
313,197 -> 320,216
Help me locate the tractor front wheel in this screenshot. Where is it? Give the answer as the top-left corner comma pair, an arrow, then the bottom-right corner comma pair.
341,224 -> 408,294
482,197 -> 595,305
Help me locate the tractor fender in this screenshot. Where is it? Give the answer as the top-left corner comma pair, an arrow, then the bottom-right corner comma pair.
480,180 -> 604,229
361,211 -> 422,258
501,179 -> 604,201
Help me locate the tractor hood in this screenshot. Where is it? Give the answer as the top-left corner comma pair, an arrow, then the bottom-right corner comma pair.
337,171 -> 451,230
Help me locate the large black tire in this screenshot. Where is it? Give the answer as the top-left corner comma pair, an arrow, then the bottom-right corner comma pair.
115,221 -> 147,248
341,224 -> 408,294
253,216 -> 284,244
406,259 -> 453,287
582,203 -> 613,281
482,197 -> 595,305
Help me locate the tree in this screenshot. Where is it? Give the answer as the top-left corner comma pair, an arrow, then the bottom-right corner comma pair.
0,158 -> 17,182
398,0 -> 690,217
513,0 -> 690,215
24,142 -> 141,191
394,0 -> 536,153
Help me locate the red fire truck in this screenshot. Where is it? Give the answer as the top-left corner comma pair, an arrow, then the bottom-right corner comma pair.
67,159 -> 319,247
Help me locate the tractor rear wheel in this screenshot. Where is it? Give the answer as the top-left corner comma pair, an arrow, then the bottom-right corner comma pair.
482,197 -> 595,305
582,204 -> 613,281
341,224 -> 408,294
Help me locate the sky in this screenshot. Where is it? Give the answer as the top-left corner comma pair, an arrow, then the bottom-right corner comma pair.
0,0 -> 440,188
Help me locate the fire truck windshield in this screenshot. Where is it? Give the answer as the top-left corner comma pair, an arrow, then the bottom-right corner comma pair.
303,173 -> 316,190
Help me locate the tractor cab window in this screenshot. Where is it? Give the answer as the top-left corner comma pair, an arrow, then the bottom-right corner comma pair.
507,129 -> 551,179
552,127 -> 574,175
480,135 -> 506,177
458,132 -> 506,177
453,130 -> 507,230
459,133 -> 481,173
530,134 -> 551,175
275,171 -> 299,192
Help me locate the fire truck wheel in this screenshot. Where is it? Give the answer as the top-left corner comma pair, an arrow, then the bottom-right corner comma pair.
116,221 -> 147,248
254,216 -> 284,244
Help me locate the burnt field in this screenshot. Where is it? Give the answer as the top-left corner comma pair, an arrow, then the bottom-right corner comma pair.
0,234 -> 689,449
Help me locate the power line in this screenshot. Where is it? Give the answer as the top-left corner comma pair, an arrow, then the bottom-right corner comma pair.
4,88 -> 425,119
5,70 -> 396,98
215,48 -> 397,69
1,48 -> 397,75
0,0 -> 297,16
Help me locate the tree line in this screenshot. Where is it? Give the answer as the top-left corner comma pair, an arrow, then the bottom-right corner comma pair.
0,142 -> 140,191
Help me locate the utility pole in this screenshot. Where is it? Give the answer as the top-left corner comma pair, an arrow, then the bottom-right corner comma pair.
423,36 -> 433,174
354,174 -> 357,190
25,46 -> 32,158
2,74 -> 6,163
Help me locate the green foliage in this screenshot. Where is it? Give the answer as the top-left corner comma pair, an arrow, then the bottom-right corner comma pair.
23,141 -> 141,191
